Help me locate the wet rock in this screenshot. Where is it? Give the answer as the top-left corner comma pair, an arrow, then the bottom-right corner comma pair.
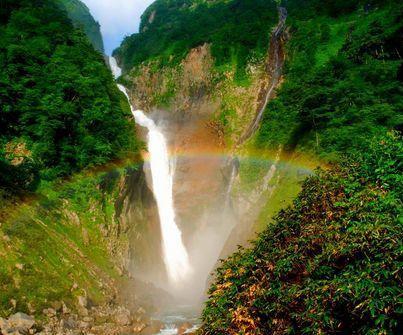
132,322 -> 147,334
137,320 -> 162,335
114,307 -> 131,326
6,312 -> 35,333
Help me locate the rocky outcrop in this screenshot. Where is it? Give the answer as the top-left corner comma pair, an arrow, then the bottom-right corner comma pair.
0,312 -> 35,335
125,43 -> 217,118
0,303 -> 162,335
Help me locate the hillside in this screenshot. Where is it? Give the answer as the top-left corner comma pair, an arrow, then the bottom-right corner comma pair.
57,0 -> 104,53
113,0 -> 403,333
0,0 -> 137,202
200,132 -> 402,334
0,0 -> 401,333
115,0 -> 402,159
0,1 -> 159,332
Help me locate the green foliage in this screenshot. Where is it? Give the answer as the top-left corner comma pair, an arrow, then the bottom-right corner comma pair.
256,2 -> 403,159
0,0 -> 137,195
0,164 -> 138,317
115,0 -> 402,161
56,0 -> 104,53
200,132 -> 403,334
114,0 -> 278,77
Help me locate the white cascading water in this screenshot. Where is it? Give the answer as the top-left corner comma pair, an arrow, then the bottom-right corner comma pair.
109,57 -> 192,284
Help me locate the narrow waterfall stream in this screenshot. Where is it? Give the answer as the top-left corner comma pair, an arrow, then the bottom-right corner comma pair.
110,58 -> 192,285
109,55 -> 250,334
110,57 -> 197,334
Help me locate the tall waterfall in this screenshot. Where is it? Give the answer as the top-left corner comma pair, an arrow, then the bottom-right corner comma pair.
109,57 -> 192,283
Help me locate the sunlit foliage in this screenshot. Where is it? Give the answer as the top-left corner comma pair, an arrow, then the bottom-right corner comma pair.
201,132 -> 403,334
0,0 -> 137,195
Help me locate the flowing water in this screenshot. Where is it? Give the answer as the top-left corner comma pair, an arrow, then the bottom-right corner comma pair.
111,59 -> 192,285
110,57 -> 196,333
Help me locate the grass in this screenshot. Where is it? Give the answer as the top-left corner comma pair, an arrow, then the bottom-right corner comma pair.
0,162 -> 141,317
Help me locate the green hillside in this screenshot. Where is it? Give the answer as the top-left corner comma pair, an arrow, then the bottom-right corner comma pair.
57,0 -> 104,53
0,0 -> 138,200
114,0 -> 278,77
201,132 -> 402,334
257,0 -> 403,160
0,0 -> 144,320
115,0 -> 402,159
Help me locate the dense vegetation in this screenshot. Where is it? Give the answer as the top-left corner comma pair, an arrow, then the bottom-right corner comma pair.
114,0 -> 370,73
257,0 -> 403,159
0,164 -> 140,316
116,0 -> 402,159
114,0 -> 278,76
200,132 -> 403,334
0,0 -> 137,198
57,0 -> 104,53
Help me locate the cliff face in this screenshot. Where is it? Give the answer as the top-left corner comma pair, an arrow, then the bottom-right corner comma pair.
119,5 -> 297,257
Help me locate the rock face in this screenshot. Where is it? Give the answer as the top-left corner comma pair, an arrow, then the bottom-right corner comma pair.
114,307 -> 131,326
0,312 -> 35,334
125,43 -> 216,116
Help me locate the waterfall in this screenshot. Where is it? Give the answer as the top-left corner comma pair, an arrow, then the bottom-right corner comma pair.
109,56 -> 122,79
225,157 -> 239,208
109,57 -> 192,284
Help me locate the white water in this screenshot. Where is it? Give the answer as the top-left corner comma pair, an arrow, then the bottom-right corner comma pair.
109,56 -> 122,79
109,57 -> 192,284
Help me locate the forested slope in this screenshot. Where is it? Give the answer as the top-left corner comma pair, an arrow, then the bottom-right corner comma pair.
57,0 -> 104,53
201,132 -> 402,334
257,0 -> 403,160
0,0 -> 137,201
115,0 -> 402,159
0,0 -> 145,322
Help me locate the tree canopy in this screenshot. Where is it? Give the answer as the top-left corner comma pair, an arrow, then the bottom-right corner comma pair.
0,0 -> 137,195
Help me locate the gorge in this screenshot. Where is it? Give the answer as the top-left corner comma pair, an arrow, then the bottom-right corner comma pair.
0,0 -> 402,335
